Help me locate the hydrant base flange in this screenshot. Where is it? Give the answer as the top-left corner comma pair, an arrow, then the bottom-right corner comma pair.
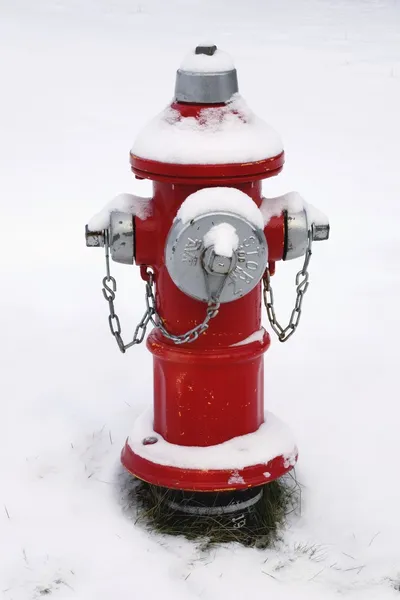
121,410 -> 298,492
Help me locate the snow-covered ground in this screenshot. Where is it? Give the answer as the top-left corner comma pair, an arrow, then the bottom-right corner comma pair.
1,0 -> 400,598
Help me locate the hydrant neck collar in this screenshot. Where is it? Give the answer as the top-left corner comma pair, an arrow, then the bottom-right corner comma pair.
175,43 -> 239,104
174,68 -> 238,104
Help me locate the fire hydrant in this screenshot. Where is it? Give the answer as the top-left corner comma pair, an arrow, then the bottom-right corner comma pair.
86,44 -> 329,523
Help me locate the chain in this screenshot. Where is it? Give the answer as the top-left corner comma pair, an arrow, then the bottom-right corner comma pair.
263,226 -> 314,343
150,296 -> 221,346
102,225 -> 313,351
101,231 -> 222,353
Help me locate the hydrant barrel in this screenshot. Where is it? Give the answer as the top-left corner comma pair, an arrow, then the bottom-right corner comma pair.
149,329 -> 268,446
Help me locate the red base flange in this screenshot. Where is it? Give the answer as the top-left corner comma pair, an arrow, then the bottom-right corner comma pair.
121,441 -> 297,492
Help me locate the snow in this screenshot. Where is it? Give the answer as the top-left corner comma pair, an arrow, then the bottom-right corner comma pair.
131,94 -> 283,164
176,187 -> 265,229
261,192 -> 329,228
227,471 -> 246,485
306,202 -> 329,227
180,47 -> 235,73
128,409 -> 297,470
2,1 -> 400,599
203,222 -> 239,258
87,193 -> 152,231
231,328 -> 265,346
260,191 -> 305,225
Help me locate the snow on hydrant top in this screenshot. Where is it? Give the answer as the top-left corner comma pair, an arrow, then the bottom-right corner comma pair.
131,96 -> 283,165
131,44 -> 283,165
179,44 -> 236,73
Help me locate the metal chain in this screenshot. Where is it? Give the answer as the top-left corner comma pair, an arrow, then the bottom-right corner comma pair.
263,226 -> 314,343
149,295 -> 221,346
101,231 -> 222,353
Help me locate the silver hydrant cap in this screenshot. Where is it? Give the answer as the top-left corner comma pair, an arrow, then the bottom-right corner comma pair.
175,44 -> 239,104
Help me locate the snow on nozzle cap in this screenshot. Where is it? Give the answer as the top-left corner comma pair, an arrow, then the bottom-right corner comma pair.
175,44 -> 239,104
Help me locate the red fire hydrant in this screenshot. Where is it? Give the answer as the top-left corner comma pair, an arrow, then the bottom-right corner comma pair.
86,44 -> 329,521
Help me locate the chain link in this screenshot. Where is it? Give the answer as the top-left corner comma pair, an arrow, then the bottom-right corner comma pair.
150,297 -> 221,345
101,231 -> 222,353
263,226 -> 314,342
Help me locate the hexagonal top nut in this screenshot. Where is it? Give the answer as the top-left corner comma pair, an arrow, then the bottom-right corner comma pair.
195,44 -> 217,56
85,225 -> 105,247
312,223 -> 330,242
202,246 -> 237,275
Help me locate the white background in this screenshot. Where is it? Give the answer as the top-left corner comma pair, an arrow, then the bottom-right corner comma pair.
1,1 -> 400,598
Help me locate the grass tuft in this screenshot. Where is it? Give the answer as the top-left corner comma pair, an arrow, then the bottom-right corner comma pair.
119,471 -> 301,550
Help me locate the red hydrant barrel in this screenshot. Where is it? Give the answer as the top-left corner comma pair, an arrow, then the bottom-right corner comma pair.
120,45 -> 298,493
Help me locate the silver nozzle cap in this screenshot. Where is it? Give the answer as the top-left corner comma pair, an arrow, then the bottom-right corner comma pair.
175,44 -> 239,104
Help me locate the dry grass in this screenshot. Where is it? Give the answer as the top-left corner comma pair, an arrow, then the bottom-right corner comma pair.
120,471 -> 301,550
